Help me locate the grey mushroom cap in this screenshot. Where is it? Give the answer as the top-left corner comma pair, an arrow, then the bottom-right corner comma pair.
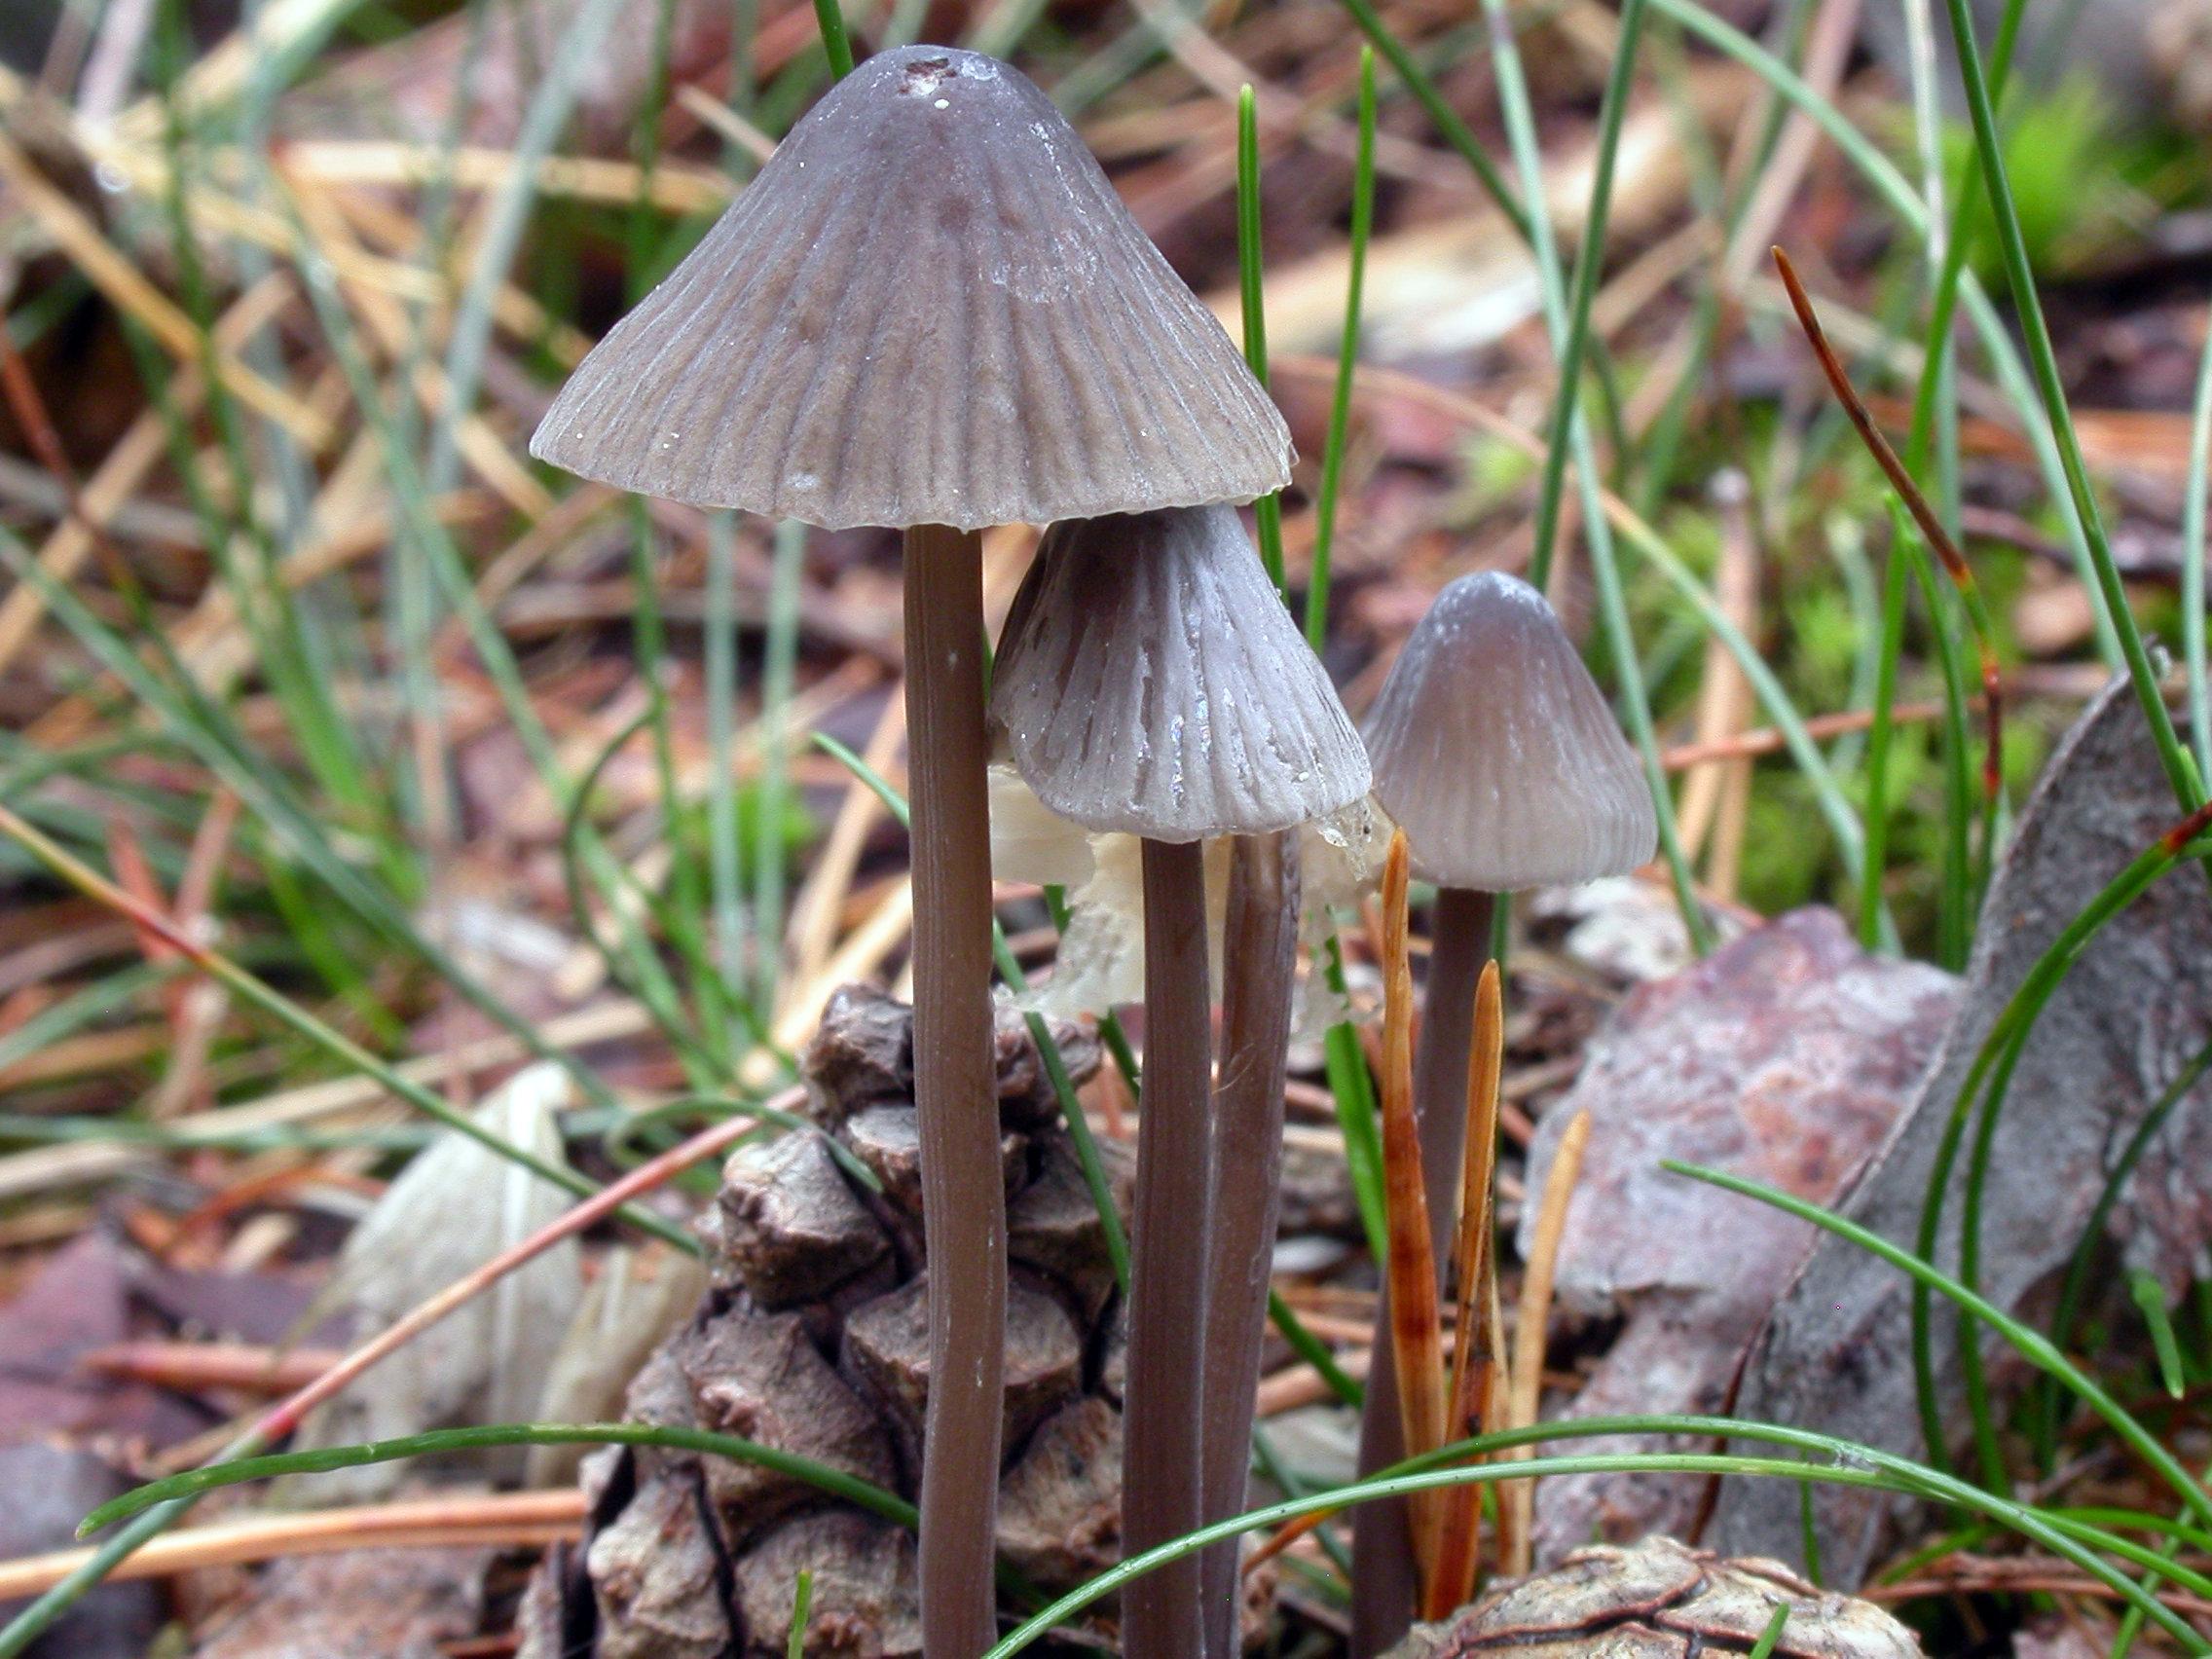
530,48 -> 1292,532
991,505 -> 1370,841
1363,571 -> 1657,890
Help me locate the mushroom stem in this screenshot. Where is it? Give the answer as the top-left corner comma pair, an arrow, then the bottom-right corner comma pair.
1199,830 -> 1301,1659
1349,884 -> 1496,1654
903,523 -> 1005,1659
1124,834 -> 1214,1659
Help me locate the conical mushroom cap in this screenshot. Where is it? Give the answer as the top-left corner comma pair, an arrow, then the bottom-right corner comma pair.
530,48 -> 1292,531
991,505 -> 1370,840
1363,571 -> 1656,890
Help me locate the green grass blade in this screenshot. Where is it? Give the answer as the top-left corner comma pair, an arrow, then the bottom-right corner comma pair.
2130,1269 -> 2187,1399
1526,0 -> 1650,593
83,1421 -> 915,1534
1269,1289 -> 1364,1407
1915,803 -> 2212,1484
1332,0 -> 1530,242
1667,1159 -> 2212,1532
1235,86 -> 1287,595
2186,306 -> 2212,780
0,799 -> 697,1255
424,0 -> 629,496
1935,0 -> 2201,818
1476,0 -> 1710,953
1306,47 -> 1376,653
814,0 -> 855,78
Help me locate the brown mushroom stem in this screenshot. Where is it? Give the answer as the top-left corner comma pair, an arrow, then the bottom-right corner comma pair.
1349,884 -> 1496,1655
1124,834 -> 1214,1658
1198,830 -> 1301,1659
903,523 -> 1005,1659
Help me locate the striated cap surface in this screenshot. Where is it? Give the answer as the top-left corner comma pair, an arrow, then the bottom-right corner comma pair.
991,505 -> 1369,841
531,47 -> 1291,531
1363,571 -> 1655,891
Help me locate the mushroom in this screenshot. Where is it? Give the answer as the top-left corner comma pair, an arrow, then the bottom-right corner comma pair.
1348,570 -> 1656,1655
992,503 -> 1368,1656
529,47 -> 1289,1658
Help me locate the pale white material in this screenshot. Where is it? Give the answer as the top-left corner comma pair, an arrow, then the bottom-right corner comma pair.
285,1064 -> 583,1499
988,762 -> 1095,889
1021,798 -> 1387,1026
992,504 -> 1370,841
1363,571 -> 1656,891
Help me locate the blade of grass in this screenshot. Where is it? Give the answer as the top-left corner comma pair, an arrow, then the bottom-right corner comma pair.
2129,1270 -> 2187,1400
1307,46 -> 1376,653
814,0 -> 855,79
424,0 -> 628,496
983,1431 -> 2208,1658
0,798 -> 695,1252
2042,1031 -> 2212,1461
1670,1157 -> 2212,1532
1920,798 -> 2212,1487
1269,1291 -> 1365,1408
0,1085 -> 766,1657
1477,0 -> 1711,954
1526,0 -> 1650,593
1936,0 -> 2202,819
0,524 -> 615,1104
1331,0 -> 1529,242
87,1419 -> 914,1533
788,1567 -> 815,1659
2186,305 -> 2212,781
1772,249 -> 2005,948
1235,87 -> 1287,596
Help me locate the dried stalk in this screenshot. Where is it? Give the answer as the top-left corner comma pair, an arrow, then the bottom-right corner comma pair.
1377,831 -> 1448,1585
1501,1107 -> 1592,1573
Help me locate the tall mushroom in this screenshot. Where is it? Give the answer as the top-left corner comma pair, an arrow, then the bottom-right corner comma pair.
1348,571 -> 1655,1653
992,503 -> 1369,1656
529,47 -> 1289,1658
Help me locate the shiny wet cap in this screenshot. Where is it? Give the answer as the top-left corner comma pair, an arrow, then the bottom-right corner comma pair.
991,505 -> 1369,840
1363,571 -> 1656,890
531,48 -> 1292,531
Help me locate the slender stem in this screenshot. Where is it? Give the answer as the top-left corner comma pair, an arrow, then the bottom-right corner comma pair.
1198,831 -> 1300,1659
1350,885 -> 1492,1655
903,524 -> 1004,1659
1124,836 -> 1213,1658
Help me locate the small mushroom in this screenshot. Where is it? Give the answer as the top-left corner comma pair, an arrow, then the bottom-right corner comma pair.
993,502 -> 1367,1655
1350,571 -> 1656,1655
531,46 -> 1288,1657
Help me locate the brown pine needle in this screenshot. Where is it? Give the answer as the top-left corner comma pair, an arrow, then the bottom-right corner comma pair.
1428,959 -> 1506,1617
1377,830 -> 1448,1587
1770,246 -> 2005,810
0,1492 -> 585,1601
1483,1263 -> 1517,1574
1502,1107 -> 1592,1574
